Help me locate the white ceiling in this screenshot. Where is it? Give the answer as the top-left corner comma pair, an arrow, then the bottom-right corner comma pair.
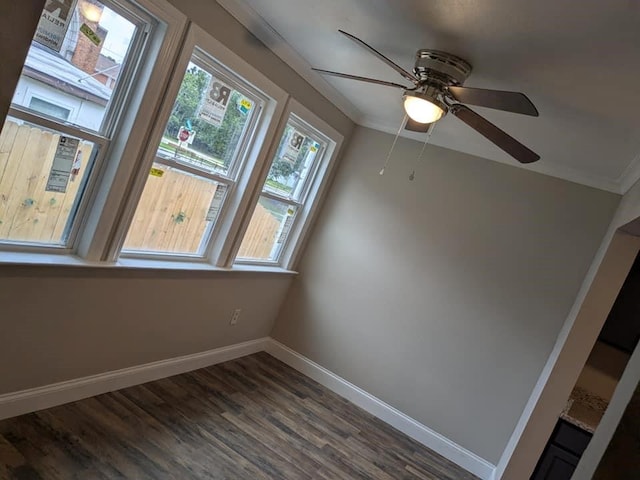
219,0 -> 640,193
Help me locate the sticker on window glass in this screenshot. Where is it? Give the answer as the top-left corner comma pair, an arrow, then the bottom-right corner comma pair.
238,98 -> 252,115
177,126 -> 196,147
35,0 -> 79,52
198,78 -> 232,127
277,215 -> 294,244
46,136 -> 80,193
149,167 -> 164,178
206,184 -> 227,222
80,23 -> 102,46
282,130 -> 306,165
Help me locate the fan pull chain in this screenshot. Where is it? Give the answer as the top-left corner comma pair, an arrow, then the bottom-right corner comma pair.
409,122 -> 436,181
379,115 -> 408,175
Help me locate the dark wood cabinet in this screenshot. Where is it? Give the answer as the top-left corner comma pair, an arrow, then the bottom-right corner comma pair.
599,253 -> 640,353
531,420 -> 592,480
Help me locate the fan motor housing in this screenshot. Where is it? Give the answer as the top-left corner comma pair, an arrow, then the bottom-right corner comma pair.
414,50 -> 472,86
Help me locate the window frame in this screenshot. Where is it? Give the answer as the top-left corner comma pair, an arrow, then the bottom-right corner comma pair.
0,3 -> 347,274
0,106 -> 110,253
233,98 -> 344,270
110,23 -> 288,266
0,0 -> 178,255
75,0 -> 189,261
118,48 -> 271,259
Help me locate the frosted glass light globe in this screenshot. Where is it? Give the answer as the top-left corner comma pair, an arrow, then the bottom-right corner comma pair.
403,95 -> 444,124
80,1 -> 103,23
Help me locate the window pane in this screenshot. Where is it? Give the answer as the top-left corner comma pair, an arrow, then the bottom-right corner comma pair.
0,117 -> 97,246
123,163 -> 228,255
264,121 -> 325,201
12,0 -> 137,132
237,196 -> 297,262
29,97 -> 71,121
157,58 -> 261,177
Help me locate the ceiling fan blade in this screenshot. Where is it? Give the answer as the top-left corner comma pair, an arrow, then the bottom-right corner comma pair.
448,86 -> 539,117
405,118 -> 431,132
338,30 -> 417,84
451,105 -> 540,163
312,68 -> 410,89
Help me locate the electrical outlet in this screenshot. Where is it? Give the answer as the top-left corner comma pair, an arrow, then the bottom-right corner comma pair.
230,308 -> 241,325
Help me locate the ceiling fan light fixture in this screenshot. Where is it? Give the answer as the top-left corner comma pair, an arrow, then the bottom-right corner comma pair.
80,0 -> 103,23
403,91 -> 446,124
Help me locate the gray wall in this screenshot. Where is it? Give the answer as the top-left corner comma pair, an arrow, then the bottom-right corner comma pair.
0,2 -> 352,394
272,126 -> 620,463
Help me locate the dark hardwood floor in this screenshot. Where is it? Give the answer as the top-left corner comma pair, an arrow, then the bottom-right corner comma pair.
0,352 -> 478,479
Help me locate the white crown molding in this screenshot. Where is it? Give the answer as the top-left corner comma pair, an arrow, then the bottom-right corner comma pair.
215,0 -> 363,124
359,116 -> 625,194
0,338 -> 268,421
216,0 -> 638,195
617,151 -> 640,194
265,339 -> 496,480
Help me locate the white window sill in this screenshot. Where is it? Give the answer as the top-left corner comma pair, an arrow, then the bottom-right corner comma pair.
0,252 -> 297,275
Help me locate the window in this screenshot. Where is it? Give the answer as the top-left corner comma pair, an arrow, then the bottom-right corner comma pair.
236,101 -> 343,268
28,97 -> 71,121
0,0 -> 150,248
117,24 -> 287,264
121,53 -> 266,256
0,6 -> 343,272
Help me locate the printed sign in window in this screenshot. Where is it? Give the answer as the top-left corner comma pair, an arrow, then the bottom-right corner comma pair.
198,78 -> 232,127
46,136 -> 80,193
35,0 -> 79,52
282,130 -> 306,165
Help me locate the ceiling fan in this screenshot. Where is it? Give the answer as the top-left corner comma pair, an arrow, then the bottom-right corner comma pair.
313,30 -> 540,164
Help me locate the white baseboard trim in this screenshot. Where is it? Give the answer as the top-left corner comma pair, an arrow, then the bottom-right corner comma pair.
0,337 -> 268,421
265,339 -> 496,480
0,336 -> 495,479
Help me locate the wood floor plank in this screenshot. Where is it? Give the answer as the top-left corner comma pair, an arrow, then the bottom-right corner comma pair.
0,353 -> 479,479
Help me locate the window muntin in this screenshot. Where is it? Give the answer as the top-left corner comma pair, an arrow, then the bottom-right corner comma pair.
236,114 -> 329,264
122,48 -> 268,257
0,0 -> 152,249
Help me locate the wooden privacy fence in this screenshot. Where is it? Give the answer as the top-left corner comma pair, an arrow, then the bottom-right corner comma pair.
124,165 -> 282,259
0,120 -> 281,258
0,120 -> 92,244
237,201 -> 282,259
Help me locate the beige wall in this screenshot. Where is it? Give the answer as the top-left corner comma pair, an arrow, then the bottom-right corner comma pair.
0,266 -> 294,393
0,1 -> 44,124
0,2 -> 352,394
574,320 -> 640,479
499,180 -> 640,479
570,183 -> 640,479
272,126 -> 620,464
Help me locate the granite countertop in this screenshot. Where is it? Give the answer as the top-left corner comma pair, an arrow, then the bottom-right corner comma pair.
560,386 -> 609,433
